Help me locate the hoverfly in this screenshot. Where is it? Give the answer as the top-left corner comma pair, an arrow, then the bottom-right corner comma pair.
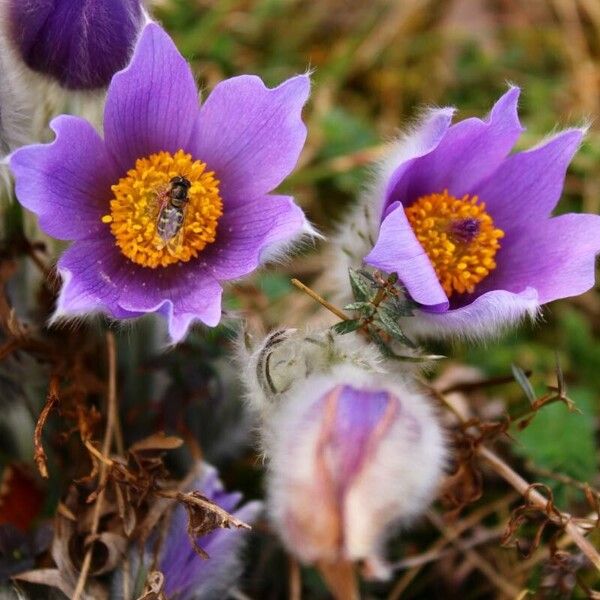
155,175 -> 192,246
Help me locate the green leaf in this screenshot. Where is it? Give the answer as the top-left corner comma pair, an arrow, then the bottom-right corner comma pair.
344,302 -> 375,319
332,319 -> 361,335
384,295 -> 414,317
515,387 -> 598,485
377,307 -> 415,348
512,364 -> 536,404
348,268 -> 372,302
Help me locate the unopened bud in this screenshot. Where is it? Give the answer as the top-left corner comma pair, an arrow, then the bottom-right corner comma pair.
7,0 -> 144,90
241,329 -> 446,578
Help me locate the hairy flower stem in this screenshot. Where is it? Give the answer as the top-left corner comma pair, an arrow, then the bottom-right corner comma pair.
73,331 -> 118,600
291,278 -> 349,321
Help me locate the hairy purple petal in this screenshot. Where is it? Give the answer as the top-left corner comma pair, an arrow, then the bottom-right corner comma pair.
200,195 -> 307,280
55,239 -> 143,319
326,386 -> 396,488
56,239 -> 223,341
365,202 -> 448,309
116,266 -> 223,343
477,128 -> 584,230
10,116 -> 118,241
383,108 -> 455,215
475,213 -> 600,304
159,464 -> 262,600
104,23 -> 200,173
190,74 -> 309,202
9,0 -> 143,90
410,288 -> 540,338
386,88 -> 523,210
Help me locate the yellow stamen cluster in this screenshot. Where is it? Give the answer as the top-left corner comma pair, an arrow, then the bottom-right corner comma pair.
405,190 -> 504,297
101,149 -> 223,268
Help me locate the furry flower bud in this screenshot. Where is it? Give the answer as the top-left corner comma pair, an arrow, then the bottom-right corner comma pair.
242,330 -> 446,578
7,0 -> 144,90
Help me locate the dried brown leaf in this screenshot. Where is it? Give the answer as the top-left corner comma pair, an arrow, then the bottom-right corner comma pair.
137,570 -> 167,600
33,375 -> 60,479
130,432 -> 184,453
13,568 -> 80,600
115,482 -> 136,536
176,490 -> 251,559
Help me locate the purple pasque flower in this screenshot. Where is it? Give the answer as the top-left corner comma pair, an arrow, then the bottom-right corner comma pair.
7,0 -> 144,90
358,87 -> 600,339
265,363 -> 446,580
10,23 -> 311,343
157,464 -> 261,600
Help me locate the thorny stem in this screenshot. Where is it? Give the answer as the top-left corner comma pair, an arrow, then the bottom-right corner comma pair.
73,332 -> 118,600
290,278 -> 349,321
33,374 -> 60,479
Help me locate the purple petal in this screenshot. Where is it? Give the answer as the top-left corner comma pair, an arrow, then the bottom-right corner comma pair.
55,239 -> 142,319
116,265 -> 223,343
387,87 -> 523,208
409,287 -> 540,339
330,386 -> 396,488
56,239 -> 223,343
159,463 -> 262,600
383,108 -> 455,215
364,202 -> 448,309
474,213 -> 600,304
9,0 -> 143,90
477,128 -> 584,230
10,116 -> 117,241
190,74 -> 309,202
200,195 -> 307,280
103,23 -> 200,174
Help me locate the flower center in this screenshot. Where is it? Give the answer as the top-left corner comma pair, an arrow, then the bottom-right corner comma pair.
404,190 -> 504,297
101,149 -> 223,268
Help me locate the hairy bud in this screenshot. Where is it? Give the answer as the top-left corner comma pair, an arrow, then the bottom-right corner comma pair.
7,0 -> 144,90
241,329 -> 446,578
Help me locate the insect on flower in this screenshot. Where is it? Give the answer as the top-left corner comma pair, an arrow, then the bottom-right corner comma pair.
9,23 -> 313,343
155,175 -> 192,250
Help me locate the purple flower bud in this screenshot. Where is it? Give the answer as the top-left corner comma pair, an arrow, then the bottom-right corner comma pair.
8,0 -> 144,90
264,362 -> 446,579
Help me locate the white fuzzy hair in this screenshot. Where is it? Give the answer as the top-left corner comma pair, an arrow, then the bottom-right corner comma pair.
327,107 -> 455,307
238,327 -> 446,577
326,100 -> 555,343
265,361 -> 446,578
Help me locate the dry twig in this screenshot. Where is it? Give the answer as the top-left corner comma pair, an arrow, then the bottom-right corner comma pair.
72,331 -> 118,600
33,374 -> 60,478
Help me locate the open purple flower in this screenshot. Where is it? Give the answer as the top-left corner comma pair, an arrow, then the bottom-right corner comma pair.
7,0 -> 144,90
10,23 -> 311,342
157,464 -> 261,600
341,88 -> 600,338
